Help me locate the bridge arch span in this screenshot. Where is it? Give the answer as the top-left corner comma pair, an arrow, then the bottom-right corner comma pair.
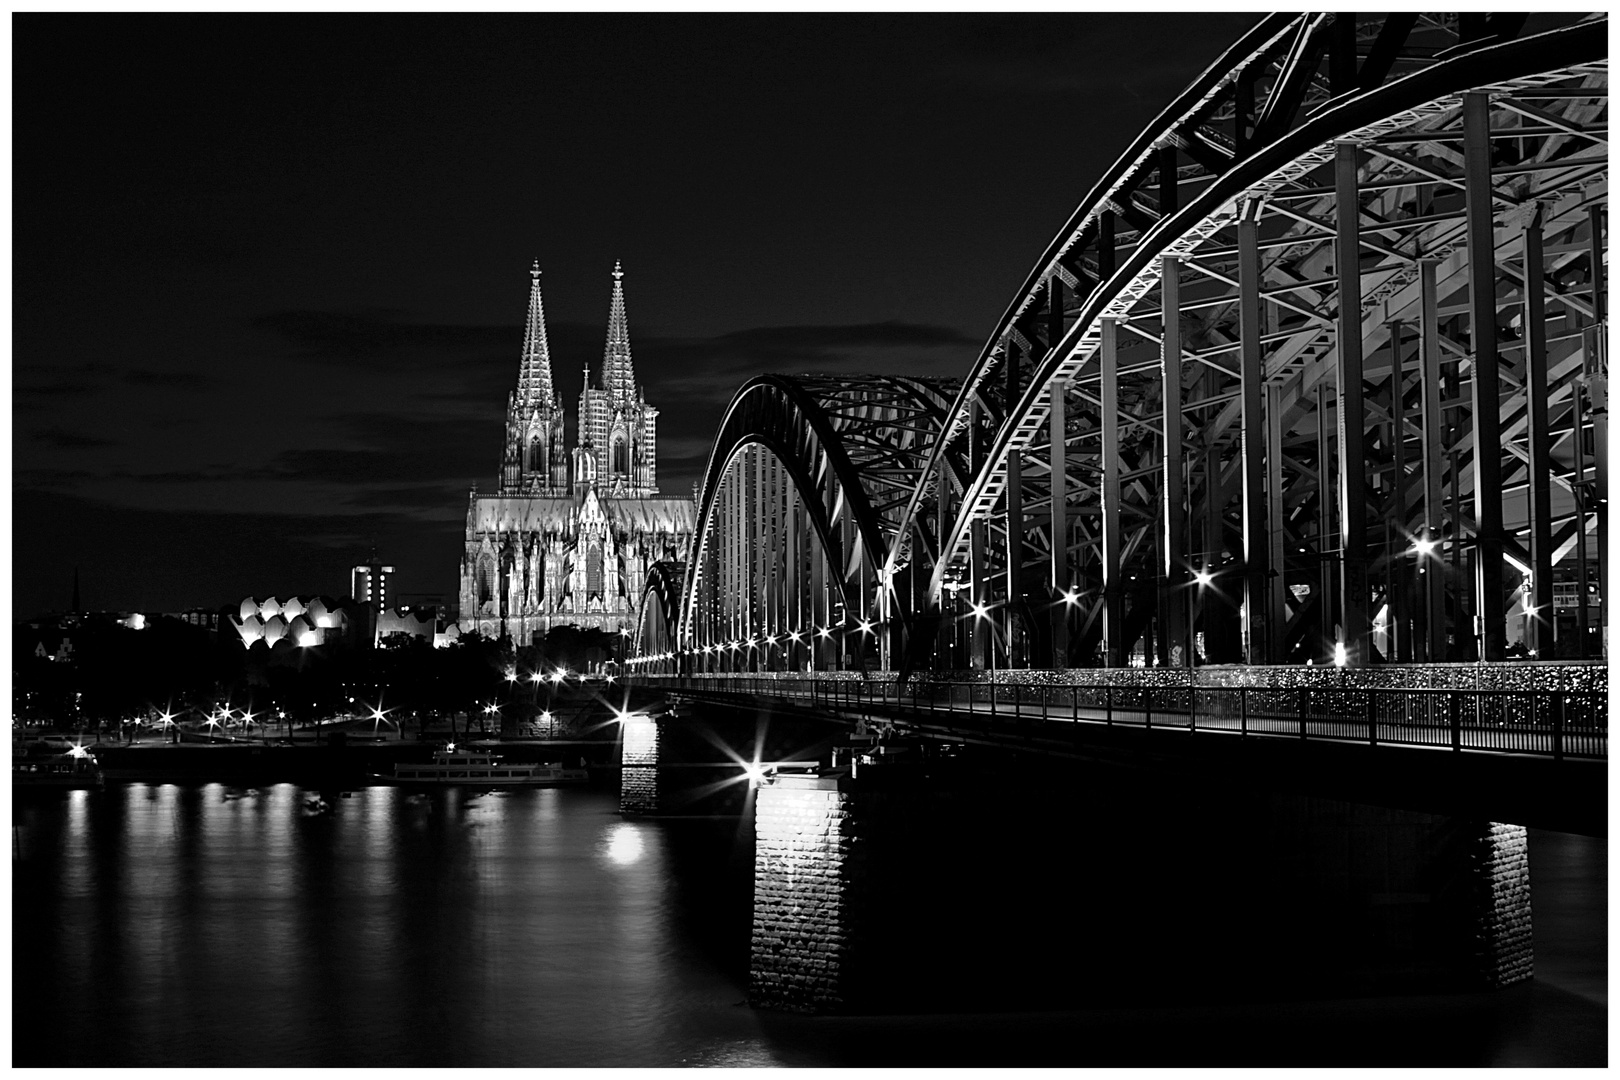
882,13 -> 1607,671
660,374 -> 971,673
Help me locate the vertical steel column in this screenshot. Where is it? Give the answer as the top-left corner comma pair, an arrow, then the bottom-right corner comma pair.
1265,381 -> 1288,648
971,519 -> 989,670
1050,375 -> 1070,667
936,448 -> 953,666
1101,317 -> 1124,667
1004,339 -> 1024,665
1523,205 -> 1554,657
968,397 -> 989,670
1005,451 -> 1023,664
1573,385 -> 1590,657
811,512 -> 827,670
756,447 -> 768,670
1316,382 -> 1336,655
1587,203 -> 1608,655
1418,259 -> 1446,661
1334,142 -> 1371,664
1161,256 -> 1188,665
1387,321 -> 1408,661
1464,92 -> 1506,661
1237,200 -> 1269,663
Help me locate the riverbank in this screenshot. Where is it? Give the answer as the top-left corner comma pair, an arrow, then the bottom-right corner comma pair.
45,737 -> 623,787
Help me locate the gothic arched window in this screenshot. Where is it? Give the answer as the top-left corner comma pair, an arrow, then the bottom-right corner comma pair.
587,543 -> 604,597
612,436 -> 628,475
529,436 -> 544,472
477,555 -> 496,605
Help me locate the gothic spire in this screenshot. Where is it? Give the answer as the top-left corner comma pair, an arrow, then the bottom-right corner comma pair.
517,260 -> 555,406
601,260 -> 635,398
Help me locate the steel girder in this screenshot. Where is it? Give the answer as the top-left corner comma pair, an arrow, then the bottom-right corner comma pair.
633,561 -> 686,673
670,375 -> 967,673
882,12 -> 1607,670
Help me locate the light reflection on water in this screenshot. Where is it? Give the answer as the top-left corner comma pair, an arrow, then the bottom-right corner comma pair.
14,784 -> 782,1068
15,786 -> 1604,1067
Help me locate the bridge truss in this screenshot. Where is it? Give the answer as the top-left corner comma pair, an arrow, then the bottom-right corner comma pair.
633,13 -> 1608,674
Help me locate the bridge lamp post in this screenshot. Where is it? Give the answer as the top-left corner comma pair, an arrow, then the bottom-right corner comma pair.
1192,569 -> 1214,670
1411,536 -> 1438,661
970,602 -> 995,678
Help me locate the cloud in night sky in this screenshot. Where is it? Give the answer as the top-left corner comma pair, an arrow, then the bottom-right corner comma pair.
12,12 -> 1258,616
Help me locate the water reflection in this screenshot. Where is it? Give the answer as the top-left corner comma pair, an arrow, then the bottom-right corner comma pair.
13,787 -> 1604,1067
14,786 -> 776,1067
600,821 -> 646,866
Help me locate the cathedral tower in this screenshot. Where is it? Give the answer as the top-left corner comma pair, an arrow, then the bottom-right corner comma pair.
501,261 -> 568,494
578,262 -> 658,495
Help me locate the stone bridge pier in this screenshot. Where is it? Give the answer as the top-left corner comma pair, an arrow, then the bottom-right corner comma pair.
616,696 -> 843,817
617,698 -> 1534,1015
746,744 -> 1533,1014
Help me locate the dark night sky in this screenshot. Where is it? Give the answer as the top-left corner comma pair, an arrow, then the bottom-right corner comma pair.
12,12 -> 1259,620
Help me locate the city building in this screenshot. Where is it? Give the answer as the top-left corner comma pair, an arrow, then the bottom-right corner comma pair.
350,556 -> 396,609
459,262 -> 696,643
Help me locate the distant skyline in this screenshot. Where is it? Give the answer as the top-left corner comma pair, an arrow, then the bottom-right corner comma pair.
13,12 -> 1258,618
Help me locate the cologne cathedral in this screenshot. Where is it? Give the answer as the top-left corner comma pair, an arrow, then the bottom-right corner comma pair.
458,262 -> 696,643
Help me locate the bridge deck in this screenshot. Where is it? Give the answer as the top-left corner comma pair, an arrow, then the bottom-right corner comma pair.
630,675 -> 1607,835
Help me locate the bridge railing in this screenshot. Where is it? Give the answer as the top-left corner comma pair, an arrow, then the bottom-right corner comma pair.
629,676 -> 1606,761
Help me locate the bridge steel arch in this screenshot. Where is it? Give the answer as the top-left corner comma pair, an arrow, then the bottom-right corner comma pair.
635,374 -> 971,674
632,561 -> 686,674
880,12 -> 1608,671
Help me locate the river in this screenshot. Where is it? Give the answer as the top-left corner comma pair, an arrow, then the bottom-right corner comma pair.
11,783 -> 1606,1067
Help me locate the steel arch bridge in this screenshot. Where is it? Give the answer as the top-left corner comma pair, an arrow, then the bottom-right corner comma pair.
632,12 -> 1608,675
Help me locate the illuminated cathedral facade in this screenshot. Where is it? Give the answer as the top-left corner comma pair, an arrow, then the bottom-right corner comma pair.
459,262 -> 695,643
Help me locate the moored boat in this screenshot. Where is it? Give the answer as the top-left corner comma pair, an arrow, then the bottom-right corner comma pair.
12,742 -> 103,788
380,746 -> 588,787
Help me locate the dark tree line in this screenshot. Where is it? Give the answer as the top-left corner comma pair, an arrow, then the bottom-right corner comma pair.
14,615 -> 624,735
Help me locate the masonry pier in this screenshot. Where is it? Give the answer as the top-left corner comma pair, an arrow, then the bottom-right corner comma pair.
745,746 -> 1535,1013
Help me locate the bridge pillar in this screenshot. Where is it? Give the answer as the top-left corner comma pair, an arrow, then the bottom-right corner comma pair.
618,713 -> 662,815
746,756 -> 1535,1014
750,763 -> 963,1014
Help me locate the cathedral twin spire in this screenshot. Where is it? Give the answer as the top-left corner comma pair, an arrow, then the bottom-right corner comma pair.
601,260 -> 636,399
501,260 -> 657,497
516,260 -> 555,407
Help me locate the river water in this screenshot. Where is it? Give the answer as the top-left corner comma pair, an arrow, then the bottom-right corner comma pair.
11,783 -> 1607,1067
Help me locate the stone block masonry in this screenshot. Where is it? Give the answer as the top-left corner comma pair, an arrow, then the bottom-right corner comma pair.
746,759 -> 1536,1016
1472,822 -> 1533,988
619,715 -> 660,815
749,776 -> 854,1012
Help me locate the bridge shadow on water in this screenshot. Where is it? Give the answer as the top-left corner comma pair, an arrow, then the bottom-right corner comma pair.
653,750 -> 1605,1067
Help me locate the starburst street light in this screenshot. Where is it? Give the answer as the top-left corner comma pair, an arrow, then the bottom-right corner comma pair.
858,620 -> 873,634
1413,537 -> 1437,556
1194,569 -> 1214,587
971,602 -> 989,620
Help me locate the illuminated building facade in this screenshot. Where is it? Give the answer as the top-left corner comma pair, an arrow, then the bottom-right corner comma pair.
350,557 -> 395,609
460,262 -> 695,643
